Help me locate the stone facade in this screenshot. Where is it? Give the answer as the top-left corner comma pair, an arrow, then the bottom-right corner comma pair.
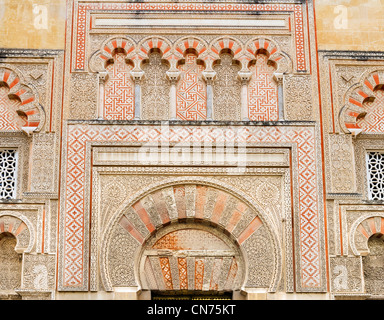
0,0 -> 383,301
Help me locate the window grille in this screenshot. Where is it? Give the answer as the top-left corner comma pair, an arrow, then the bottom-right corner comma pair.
0,149 -> 17,200
367,152 -> 384,200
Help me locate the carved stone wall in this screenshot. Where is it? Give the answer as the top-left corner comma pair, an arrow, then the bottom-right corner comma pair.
69,73 -> 98,120
328,134 -> 356,194
107,224 -> 139,288
284,75 -> 313,121
22,254 -> 56,291
242,224 -> 275,288
30,133 -> 57,193
330,256 -> 363,294
2,0 -> 368,300
0,49 -> 63,300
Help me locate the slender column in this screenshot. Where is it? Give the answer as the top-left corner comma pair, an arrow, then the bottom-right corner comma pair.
238,71 -> 252,121
166,71 -> 181,120
131,70 -> 144,120
203,70 -> 216,121
98,72 -> 108,120
274,72 -> 284,121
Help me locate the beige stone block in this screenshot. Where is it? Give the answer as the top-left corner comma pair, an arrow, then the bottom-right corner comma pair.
316,0 -> 384,51
0,0 -> 66,49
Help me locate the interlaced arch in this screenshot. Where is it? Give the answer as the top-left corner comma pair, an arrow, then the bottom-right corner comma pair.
341,71 -> 384,135
0,68 -> 43,133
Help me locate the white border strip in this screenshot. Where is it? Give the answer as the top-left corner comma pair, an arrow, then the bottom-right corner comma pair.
95,18 -> 286,28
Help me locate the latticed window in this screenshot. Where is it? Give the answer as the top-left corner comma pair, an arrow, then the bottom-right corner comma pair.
367,152 -> 384,200
0,149 -> 17,200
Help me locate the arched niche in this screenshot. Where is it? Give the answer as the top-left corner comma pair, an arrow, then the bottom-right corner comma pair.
140,49 -> 171,120
0,213 -> 34,254
100,179 -> 282,295
212,51 -> 242,121
0,233 -> 22,294
0,212 -> 34,298
362,235 -> 384,296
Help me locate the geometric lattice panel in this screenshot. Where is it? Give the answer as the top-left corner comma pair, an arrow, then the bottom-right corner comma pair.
0,149 -> 17,200
358,90 -> 384,133
176,54 -> 207,121
248,54 -> 278,121
367,152 -> 384,200
104,53 -> 135,120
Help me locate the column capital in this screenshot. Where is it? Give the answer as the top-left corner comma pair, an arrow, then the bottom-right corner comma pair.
238,71 -> 253,85
130,70 -> 145,84
273,72 -> 284,84
166,70 -> 181,84
98,71 -> 109,84
202,70 -> 216,85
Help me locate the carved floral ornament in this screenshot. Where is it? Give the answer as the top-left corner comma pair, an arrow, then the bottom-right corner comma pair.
340,70 -> 384,136
89,35 -> 292,84
0,67 -> 45,135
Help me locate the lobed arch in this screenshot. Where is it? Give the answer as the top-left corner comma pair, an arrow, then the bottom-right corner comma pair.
89,36 -> 136,73
210,36 -> 243,61
0,212 -> 35,254
350,214 -> 384,256
244,37 -> 291,75
173,36 -> 209,61
89,35 -> 294,75
205,37 -> 244,72
137,36 -> 173,62
100,37 -> 136,64
340,70 -> 384,135
0,67 -> 44,134
100,177 -> 282,293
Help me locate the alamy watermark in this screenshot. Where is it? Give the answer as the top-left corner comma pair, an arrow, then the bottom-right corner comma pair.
33,4 -> 48,30
135,122 -> 248,174
334,5 -> 348,30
